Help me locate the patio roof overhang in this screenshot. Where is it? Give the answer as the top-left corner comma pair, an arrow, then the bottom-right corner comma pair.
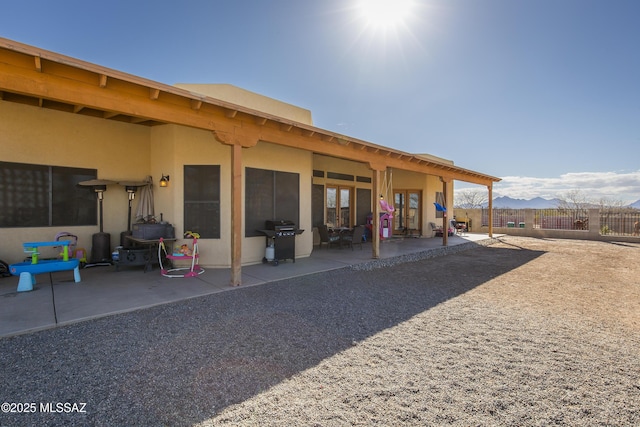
0,37 -> 500,186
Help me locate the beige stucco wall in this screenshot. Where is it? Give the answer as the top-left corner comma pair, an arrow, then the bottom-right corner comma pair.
386,170 -> 453,235
149,125 -> 233,268
312,155 -> 374,226
0,99 -> 454,269
309,159 -> 453,237
174,84 -> 314,126
147,129 -> 314,267
147,127 -> 314,267
242,141 -> 313,264
0,101 -> 312,267
0,101 -> 150,264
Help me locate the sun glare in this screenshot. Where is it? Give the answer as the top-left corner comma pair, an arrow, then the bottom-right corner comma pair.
357,0 -> 415,30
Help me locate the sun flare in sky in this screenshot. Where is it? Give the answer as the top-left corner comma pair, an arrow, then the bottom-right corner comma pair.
355,0 -> 416,31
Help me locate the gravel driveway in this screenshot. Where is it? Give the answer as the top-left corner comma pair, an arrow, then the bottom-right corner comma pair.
1,236 -> 638,426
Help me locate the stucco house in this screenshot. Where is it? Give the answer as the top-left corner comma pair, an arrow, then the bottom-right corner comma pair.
0,37 -> 499,285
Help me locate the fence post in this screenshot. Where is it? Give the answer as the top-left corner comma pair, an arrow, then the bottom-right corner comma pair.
588,209 -> 600,239
525,209 -> 534,231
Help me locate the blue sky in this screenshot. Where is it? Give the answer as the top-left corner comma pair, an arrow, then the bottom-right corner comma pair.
2,0 -> 639,202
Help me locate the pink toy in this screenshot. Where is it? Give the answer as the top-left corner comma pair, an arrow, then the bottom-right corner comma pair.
158,237 -> 204,278
379,199 -> 395,218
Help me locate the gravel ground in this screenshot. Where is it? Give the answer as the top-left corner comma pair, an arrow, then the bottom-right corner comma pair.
1,236 -> 638,426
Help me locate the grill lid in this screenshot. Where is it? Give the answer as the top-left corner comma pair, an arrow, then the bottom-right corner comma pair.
265,219 -> 296,230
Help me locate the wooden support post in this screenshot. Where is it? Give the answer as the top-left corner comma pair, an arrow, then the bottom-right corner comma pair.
371,168 -> 381,259
212,129 -> 259,286
230,143 -> 242,286
442,179 -> 448,246
488,183 -> 494,238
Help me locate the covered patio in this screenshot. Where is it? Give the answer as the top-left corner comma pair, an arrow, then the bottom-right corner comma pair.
0,233 -> 496,338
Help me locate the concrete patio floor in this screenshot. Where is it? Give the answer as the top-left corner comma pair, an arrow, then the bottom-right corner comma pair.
0,233 -> 494,338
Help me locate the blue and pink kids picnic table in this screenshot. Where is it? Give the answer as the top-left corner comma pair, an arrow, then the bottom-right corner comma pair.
9,241 -> 81,292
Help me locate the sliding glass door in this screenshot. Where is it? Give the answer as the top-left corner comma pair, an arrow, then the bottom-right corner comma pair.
393,190 -> 421,235
326,186 -> 352,228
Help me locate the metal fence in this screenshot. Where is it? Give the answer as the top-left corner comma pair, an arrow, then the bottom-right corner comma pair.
534,209 -> 590,230
483,209 -> 526,228
599,211 -> 640,236
481,208 -> 640,236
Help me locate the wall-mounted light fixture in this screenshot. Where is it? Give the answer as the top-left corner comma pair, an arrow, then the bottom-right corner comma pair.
159,174 -> 170,187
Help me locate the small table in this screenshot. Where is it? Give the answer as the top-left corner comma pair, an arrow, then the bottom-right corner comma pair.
10,241 -> 81,292
121,236 -> 176,272
330,227 -> 352,235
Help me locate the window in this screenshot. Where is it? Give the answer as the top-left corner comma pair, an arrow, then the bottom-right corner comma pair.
184,165 -> 220,238
245,167 -> 299,236
0,161 -> 96,227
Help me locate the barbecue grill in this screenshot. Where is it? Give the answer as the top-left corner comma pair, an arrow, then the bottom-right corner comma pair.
259,220 -> 304,265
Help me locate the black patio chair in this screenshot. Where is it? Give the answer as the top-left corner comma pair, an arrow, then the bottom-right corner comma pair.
317,224 -> 341,249
341,225 -> 365,250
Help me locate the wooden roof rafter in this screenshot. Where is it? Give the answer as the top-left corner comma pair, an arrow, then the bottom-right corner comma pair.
224,108 -> 238,118
103,111 -> 119,119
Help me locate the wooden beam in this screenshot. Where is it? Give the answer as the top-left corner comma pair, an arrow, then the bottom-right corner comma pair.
190,99 -> 202,110
104,111 -> 119,119
73,105 -> 84,113
255,117 -> 267,126
34,56 -> 42,72
212,128 -> 260,148
0,57 -> 499,187
149,88 -> 160,100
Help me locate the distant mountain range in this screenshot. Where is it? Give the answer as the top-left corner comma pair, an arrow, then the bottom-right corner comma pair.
488,196 -> 562,209
477,196 -> 640,209
629,200 -> 640,209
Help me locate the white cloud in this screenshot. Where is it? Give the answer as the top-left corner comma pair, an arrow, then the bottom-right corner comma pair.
456,170 -> 640,204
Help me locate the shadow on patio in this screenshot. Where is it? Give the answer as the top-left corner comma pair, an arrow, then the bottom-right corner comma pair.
0,234 -> 548,426
1,234 -> 493,338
